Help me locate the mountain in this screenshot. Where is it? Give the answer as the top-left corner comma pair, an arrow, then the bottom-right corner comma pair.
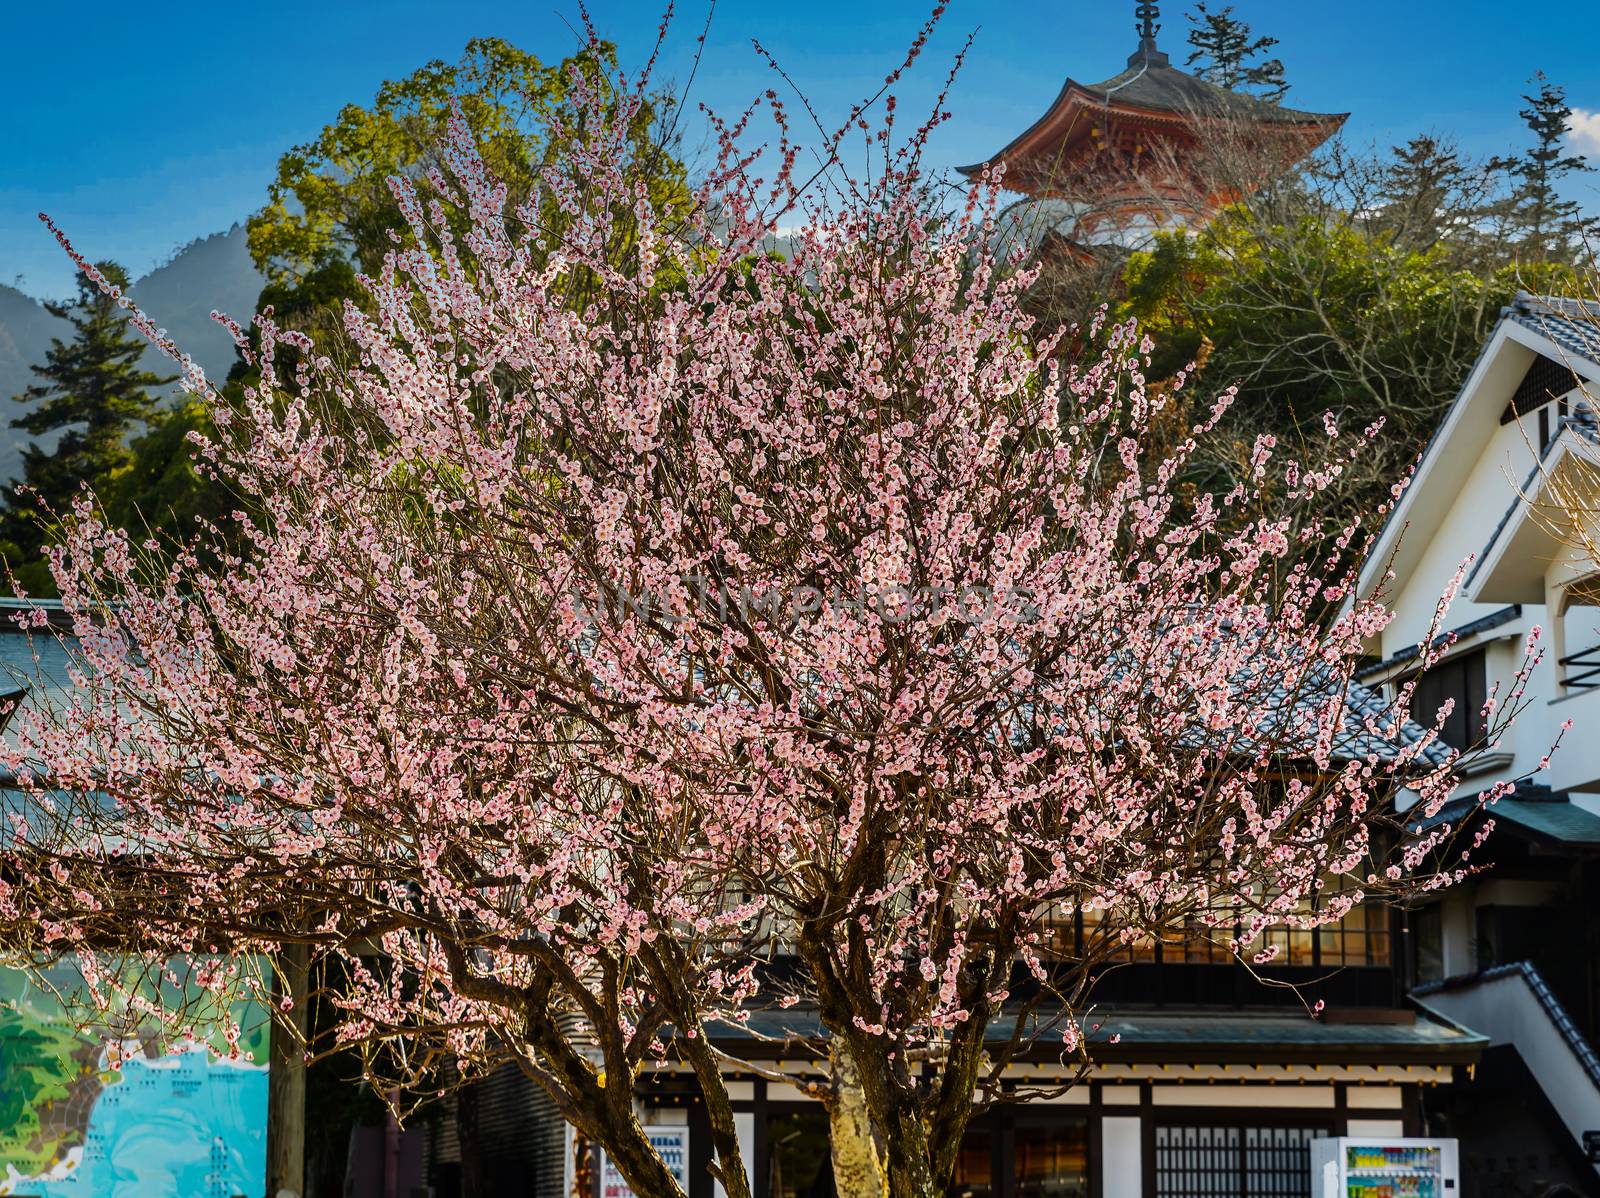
0,225 -> 266,484
128,226 -> 265,385
0,284 -> 68,485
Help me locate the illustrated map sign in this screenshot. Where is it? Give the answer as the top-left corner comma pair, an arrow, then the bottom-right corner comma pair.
0,962 -> 268,1197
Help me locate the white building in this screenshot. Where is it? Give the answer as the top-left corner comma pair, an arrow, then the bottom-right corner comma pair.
1355,293 -> 1600,1191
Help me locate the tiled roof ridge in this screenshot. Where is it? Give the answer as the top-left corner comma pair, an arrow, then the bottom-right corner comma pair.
1412,959 -> 1600,1091
1507,293 -> 1600,371
1515,293 -> 1600,322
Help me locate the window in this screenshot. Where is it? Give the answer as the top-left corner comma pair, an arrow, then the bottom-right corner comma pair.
1160,922 -> 1234,966
1412,647 -> 1486,755
1015,1121 -> 1089,1198
1411,903 -> 1444,985
948,1128 -> 993,1198
767,1110 -> 833,1198
1315,875 -> 1392,968
1154,1125 -> 1328,1198
1079,905 -> 1157,963
1045,882 -> 1390,971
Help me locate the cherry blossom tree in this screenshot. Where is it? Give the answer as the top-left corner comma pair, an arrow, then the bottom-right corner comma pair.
0,18 -> 1532,1198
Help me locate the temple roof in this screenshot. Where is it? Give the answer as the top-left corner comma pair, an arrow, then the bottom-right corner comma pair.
959,34 -> 1346,192
1067,49 -> 1346,127
703,1004 -> 1485,1066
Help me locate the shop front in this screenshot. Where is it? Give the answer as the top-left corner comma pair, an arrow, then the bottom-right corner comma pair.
619,1010 -> 1482,1198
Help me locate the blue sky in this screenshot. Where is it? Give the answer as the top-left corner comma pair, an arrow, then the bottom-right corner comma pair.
4,0 -> 1599,299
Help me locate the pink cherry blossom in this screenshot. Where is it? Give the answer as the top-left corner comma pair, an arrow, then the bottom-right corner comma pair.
0,15 -> 1536,1198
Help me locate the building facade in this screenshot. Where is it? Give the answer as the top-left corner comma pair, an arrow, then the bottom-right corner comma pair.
1356,293 -> 1600,1194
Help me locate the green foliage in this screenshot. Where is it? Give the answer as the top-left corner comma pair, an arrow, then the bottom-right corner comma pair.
245,36 -> 690,299
2,263 -> 174,593
1184,2 -> 1288,102
1113,202 -> 1581,509
101,397 -> 234,551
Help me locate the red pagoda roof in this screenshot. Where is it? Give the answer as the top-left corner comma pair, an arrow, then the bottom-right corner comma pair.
960,26 -> 1346,200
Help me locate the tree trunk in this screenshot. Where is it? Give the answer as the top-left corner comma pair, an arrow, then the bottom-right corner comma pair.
881,1109 -> 941,1198
267,942 -> 310,1198
825,1043 -> 887,1198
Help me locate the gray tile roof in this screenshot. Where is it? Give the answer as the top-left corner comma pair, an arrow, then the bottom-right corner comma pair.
1332,669 -> 1456,768
0,591 -> 1453,787
710,1005 -> 1484,1064
1507,294 -> 1600,371
1166,640 -> 1456,769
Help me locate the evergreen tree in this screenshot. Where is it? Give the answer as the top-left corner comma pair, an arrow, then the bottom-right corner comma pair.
1376,135 -> 1481,252
1185,3 -> 1288,102
3,262 -> 172,584
1486,73 -> 1598,262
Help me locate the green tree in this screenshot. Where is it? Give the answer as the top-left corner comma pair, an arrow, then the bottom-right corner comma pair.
1184,3 -> 1288,102
1486,73 -> 1598,262
1374,135 -> 1485,254
2,263 -> 173,592
1111,201 -> 1579,532
246,35 -> 690,327
101,398 -> 233,553
122,36 -> 691,572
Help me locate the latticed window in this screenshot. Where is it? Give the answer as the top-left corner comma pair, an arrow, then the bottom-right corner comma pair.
1041,880 -> 1390,968
1154,1124 -> 1327,1198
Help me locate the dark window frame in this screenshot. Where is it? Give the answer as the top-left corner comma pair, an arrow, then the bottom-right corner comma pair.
1412,646 -> 1487,757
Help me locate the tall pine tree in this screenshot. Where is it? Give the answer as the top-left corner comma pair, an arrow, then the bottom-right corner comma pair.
1185,3 -> 1288,102
1486,73 -> 1598,262
3,262 -> 172,585
1376,135 -> 1481,253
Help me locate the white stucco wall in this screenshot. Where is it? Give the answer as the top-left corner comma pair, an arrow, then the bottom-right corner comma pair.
1380,386 -> 1600,791
1101,1116 -> 1144,1198
1384,416 -> 1543,651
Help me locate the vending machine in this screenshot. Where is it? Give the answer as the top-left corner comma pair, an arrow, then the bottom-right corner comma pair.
1310,1137 -> 1459,1198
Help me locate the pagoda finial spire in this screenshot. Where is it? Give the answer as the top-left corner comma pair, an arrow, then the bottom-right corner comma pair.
1136,3 -> 1161,48
1129,3 -> 1168,67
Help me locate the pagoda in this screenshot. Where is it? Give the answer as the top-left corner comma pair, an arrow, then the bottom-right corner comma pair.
962,3 -> 1346,249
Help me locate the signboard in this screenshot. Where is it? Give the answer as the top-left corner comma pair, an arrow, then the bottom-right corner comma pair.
600,1127 -> 690,1198
0,962 -> 268,1197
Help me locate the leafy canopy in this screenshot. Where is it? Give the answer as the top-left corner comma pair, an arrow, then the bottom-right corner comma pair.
245,35 -> 691,317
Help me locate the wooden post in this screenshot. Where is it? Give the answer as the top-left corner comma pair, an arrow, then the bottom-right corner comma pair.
267,943 -> 309,1198
457,1070 -> 485,1198
384,1088 -> 402,1198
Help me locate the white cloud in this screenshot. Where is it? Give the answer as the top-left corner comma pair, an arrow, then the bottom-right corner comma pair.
1571,108 -> 1600,156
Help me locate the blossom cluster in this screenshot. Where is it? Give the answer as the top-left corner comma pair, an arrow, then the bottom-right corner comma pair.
0,15 -> 1533,1194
